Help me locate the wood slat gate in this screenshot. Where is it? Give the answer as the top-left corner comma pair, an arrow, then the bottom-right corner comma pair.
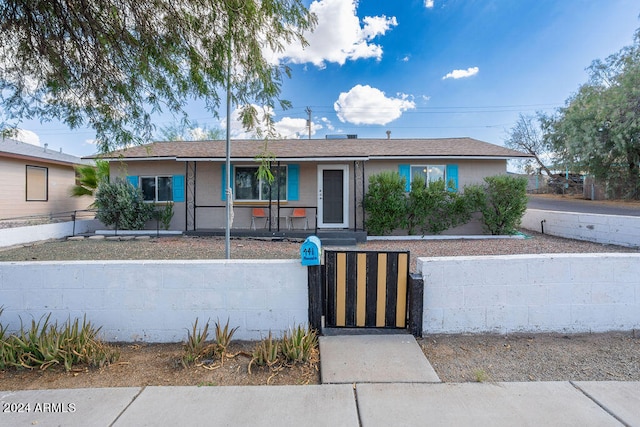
324,250 -> 410,329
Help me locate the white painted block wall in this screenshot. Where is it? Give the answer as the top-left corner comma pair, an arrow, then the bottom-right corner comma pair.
0,219 -> 100,248
0,260 -> 309,342
418,253 -> 640,334
522,209 -> 640,248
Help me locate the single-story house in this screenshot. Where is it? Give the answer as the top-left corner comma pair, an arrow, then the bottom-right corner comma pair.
0,138 -> 93,222
94,137 -> 531,233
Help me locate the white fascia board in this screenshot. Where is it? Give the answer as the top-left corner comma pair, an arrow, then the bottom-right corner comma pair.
179,156 -> 368,162
104,157 -> 178,162
368,156 -> 529,161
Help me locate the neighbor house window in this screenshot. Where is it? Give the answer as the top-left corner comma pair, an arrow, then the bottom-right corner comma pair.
140,176 -> 173,202
26,165 -> 48,201
410,165 -> 445,185
234,166 -> 287,201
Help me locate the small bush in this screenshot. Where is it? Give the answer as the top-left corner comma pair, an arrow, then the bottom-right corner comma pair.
472,175 -> 529,235
406,178 -> 475,235
363,171 -> 407,235
94,179 -> 154,230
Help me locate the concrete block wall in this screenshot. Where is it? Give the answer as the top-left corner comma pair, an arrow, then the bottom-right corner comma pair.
0,260 -> 309,342
0,219 -> 100,248
522,209 -> 640,248
418,253 -> 640,334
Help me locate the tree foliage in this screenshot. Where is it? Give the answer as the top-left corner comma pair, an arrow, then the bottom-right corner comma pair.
544,27 -> 640,199
0,0 -> 316,152
156,121 -> 225,141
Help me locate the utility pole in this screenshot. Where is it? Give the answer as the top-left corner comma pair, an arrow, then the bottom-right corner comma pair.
305,106 -> 312,140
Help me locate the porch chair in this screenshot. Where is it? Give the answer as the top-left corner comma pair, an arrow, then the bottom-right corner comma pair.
251,208 -> 268,230
288,208 -> 308,230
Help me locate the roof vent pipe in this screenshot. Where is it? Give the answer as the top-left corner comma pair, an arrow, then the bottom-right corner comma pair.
44,143 -> 48,152
386,130 -> 391,139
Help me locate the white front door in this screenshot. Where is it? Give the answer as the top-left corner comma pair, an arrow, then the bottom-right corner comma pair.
317,164 -> 349,228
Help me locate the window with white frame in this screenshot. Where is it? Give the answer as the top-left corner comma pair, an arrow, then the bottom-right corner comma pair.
26,165 -> 48,201
410,165 -> 445,186
234,166 -> 287,201
140,176 -> 173,202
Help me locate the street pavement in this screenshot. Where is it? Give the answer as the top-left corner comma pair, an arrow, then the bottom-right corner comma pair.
527,195 -> 640,216
2,335 -> 639,426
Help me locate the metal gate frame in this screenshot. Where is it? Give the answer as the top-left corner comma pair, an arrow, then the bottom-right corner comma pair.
307,250 -> 424,336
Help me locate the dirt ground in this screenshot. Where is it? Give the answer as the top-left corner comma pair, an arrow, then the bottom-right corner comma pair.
1,332 -> 638,390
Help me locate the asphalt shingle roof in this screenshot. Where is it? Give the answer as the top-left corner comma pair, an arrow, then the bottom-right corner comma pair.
92,137 -> 531,161
1,138 -> 90,165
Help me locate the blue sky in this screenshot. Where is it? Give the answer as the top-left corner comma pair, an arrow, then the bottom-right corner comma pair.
11,0 -> 640,157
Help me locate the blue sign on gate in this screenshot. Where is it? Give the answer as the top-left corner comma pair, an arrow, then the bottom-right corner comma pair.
300,236 -> 322,266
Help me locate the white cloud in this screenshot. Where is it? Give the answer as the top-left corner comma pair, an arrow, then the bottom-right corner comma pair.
14,129 -> 41,146
333,85 -> 416,125
321,117 -> 335,132
425,0 -> 435,8
274,117 -> 323,139
274,0 -> 398,67
442,66 -> 479,80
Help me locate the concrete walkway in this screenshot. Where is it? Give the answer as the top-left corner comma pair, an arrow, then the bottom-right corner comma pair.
2,335 -> 639,426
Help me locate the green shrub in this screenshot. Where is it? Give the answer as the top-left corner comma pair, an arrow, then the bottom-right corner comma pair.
94,179 -> 154,230
406,177 -> 475,235
363,171 -> 407,235
472,175 -> 529,235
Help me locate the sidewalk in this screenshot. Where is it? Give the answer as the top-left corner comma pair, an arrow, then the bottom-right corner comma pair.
1,335 -> 639,426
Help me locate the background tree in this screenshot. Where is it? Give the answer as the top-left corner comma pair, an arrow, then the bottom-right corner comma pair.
504,113 -> 554,176
546,27 -> 640,199
0,0 -> 316,152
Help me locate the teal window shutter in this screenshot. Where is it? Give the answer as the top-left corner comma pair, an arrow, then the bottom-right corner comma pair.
221,164 -> 233,200
446,164 -> 459,191
126,176 -> 138,188
172,175 -> 185,202
398,164 -> 410,191
288,164 -> 299,201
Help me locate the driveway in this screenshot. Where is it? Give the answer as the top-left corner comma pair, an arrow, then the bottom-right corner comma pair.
527,194 -> 640,217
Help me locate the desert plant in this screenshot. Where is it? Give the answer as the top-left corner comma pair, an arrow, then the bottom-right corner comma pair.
94,179 -> 154,230
181,318 -> 212,367
214,318 -> 239,355
248,332 -> 280,374
281,325 -> 318,364
0,313 -> 119,371
70,159 -> 110,198
363,171 -> 407,235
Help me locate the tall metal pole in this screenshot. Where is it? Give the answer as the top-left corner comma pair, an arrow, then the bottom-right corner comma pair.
225,25 -> 232,259
306,106 -> 312,140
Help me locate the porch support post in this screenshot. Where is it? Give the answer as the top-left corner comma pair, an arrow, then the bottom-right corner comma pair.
408,272 -> 424,337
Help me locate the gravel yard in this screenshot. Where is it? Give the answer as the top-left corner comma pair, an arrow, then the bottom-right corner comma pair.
1,231 -> 638,388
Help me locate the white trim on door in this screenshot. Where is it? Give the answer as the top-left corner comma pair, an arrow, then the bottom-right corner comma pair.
317,164 -> 349,228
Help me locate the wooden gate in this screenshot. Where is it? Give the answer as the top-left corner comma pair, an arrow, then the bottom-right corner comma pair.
323,250 -> 410,329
